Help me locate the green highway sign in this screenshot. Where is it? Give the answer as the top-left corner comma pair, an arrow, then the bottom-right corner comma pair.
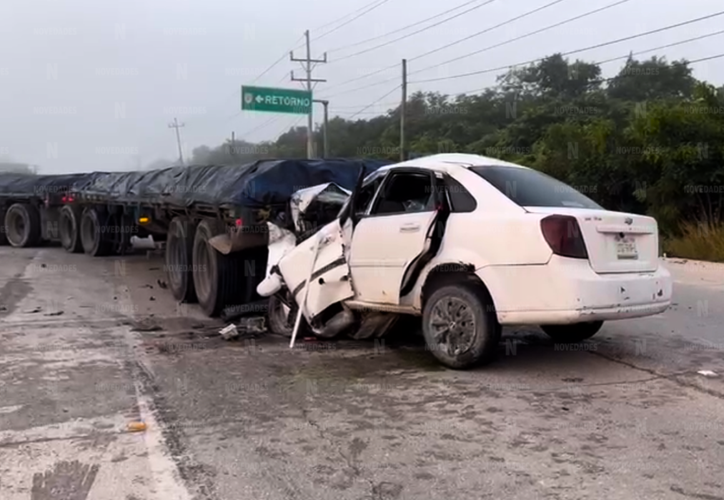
241,85 -> 312,115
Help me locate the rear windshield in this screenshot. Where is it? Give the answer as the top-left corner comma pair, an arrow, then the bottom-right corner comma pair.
470,166 -> 603,209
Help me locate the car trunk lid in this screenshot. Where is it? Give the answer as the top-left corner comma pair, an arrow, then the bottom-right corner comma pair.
527,207 -> 659,274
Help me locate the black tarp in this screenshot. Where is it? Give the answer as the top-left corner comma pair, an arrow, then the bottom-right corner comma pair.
76,159 -> 389,208
0,173 -> 95,198
0,159 -> 390,209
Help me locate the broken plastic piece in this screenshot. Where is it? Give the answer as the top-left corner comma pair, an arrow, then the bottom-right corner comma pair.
697,370 -> 717,377
219,324 -> 239,340
127,422 -> 147,432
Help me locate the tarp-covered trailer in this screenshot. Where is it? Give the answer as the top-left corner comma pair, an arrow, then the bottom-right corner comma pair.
0,159 -> 389,317
0,172 -> 95,247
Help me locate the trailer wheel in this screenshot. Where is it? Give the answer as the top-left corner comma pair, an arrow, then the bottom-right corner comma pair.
80,207 -> 112,257
192,219 -> 249,317
59,205 -> 83,253
4,203 -> 41,248
166,217 -> 197,303
0,208 -> 7,246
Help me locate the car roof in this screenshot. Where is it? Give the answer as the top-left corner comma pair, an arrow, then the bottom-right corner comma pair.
376,153 -> 528,173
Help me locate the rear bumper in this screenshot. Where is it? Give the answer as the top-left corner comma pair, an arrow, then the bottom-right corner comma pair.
478,257 -> 672,325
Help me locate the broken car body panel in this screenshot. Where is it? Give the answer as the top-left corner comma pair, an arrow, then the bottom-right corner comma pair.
276,219 -> 354,323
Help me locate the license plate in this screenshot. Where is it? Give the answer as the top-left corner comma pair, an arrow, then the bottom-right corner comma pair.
616,240 -> 638,260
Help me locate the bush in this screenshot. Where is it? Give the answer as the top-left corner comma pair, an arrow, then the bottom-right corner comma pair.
664,222 -> 724,262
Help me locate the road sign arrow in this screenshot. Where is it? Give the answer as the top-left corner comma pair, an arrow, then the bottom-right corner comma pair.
255,95 -> 264,104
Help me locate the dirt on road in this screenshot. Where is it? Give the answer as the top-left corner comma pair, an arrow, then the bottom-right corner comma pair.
1,247 -> 723,500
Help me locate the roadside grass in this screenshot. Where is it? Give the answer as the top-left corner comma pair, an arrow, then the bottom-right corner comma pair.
664,222 -> 724,262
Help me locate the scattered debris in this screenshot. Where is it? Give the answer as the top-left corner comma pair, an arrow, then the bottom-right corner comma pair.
44,311 -> 64,317
141,284 -> 153,289
219,324 -> 239,340
697,370 -> 717,377
130,320 -> 163,332
24,307 -> 42,314
157,279 -> 168,289
149,296 -> 156,301
238,316 -> 266,334
127,422 -> 147,432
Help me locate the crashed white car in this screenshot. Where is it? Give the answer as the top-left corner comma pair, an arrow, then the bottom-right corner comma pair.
258,153 -> 672,369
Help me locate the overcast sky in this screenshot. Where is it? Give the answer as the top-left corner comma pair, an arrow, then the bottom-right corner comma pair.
1,0 -> 722,173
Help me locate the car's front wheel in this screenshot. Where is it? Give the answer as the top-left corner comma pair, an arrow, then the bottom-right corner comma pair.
422,283 -> 500,370
540,321 -> 603,343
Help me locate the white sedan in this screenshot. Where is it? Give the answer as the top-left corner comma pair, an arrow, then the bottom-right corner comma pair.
259,153 -> 672,369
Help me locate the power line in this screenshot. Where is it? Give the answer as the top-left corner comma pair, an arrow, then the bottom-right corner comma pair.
317,62 -> 400,95
410,9 -> 724,83
594,29 -> 724,65
348,85 -> 402,120
331,102 -> 399,109
315,0 -> 394,42
250,33 -> 306,84
313,0 -> 389,34
329,0 -> 497,63
409,0 -> 569,64
410,0 -> 631,74
458,48 -> 724,96
326,0 -> 490,54
318,0 -> 570,96
237,115 -> 283,141
274,115 -> 307,141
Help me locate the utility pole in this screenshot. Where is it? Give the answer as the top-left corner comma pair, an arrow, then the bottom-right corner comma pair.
400,59 -> 407,162
229,131 -> 236,157
291,30 -> 327,159
314,99 -> 329,158
168,117 -> 185,166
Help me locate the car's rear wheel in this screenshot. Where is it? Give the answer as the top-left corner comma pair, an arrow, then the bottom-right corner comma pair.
422,282 -> 500,369
540,321 -> 603,343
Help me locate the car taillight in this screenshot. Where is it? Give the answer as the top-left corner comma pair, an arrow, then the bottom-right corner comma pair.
540,215 -> 588,259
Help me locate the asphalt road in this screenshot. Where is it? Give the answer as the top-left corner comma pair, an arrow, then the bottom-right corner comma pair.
0,246 -> 723,500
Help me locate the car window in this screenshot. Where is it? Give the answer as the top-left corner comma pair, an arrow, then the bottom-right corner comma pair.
470,165 -> 603,210
371,171 -> 434,216
355,177 -> 383,216
443,176 -> 477,213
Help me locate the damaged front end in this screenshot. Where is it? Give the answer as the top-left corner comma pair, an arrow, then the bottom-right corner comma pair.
257,180 -> 399,343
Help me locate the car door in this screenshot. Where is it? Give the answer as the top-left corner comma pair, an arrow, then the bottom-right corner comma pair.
348,168 -> 440,305
273,172 -> 387,323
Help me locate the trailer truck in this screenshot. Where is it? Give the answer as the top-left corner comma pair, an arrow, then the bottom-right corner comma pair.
0,159 -> 387,317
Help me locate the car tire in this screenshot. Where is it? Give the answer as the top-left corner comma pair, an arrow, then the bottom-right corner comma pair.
4,203 -> 41,248
422,282 -> 501,370
540,321 -> 604,343
80,207 -> 112,256
59,205 -> 83,253
166,217 -> 197,303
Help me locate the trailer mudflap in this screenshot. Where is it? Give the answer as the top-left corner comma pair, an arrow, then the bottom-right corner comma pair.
209,226 -> 268,255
